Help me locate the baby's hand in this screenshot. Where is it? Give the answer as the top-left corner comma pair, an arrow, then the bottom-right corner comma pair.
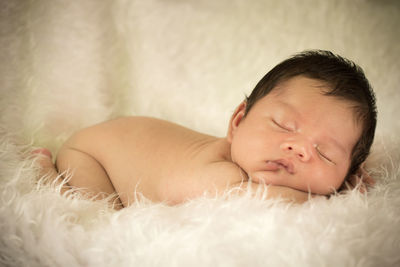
346,163 -> 375,193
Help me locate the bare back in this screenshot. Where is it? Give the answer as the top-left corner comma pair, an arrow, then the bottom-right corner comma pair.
57,117 -> 244,205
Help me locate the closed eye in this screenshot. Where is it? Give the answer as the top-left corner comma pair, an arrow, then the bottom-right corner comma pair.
316,147 -> 335,165
272,119 -> 291,131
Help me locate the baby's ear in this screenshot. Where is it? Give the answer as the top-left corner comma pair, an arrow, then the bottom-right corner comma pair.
227,101 -> 246,143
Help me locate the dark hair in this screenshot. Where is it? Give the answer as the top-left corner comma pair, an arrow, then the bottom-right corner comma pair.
245,50 -> 377,182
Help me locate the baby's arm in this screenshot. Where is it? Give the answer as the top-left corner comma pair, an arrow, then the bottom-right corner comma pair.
203,162 -> 313,204
230,181 -> 313,204
232,164 -> 375,202
263,184 -> 314,203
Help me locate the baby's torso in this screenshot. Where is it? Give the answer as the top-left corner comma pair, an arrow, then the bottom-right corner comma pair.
71,117 -> 244,205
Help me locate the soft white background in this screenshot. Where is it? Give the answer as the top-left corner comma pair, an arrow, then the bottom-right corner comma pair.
0,0 -> 399,266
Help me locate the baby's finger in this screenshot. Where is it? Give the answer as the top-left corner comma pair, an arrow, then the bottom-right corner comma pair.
347,175 -> 368,193
347,174 -> 359,189
358,185 -> 366,194
360,171 -> 375,187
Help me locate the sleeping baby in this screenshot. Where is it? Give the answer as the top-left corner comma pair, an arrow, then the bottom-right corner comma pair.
34,50 -> 377,209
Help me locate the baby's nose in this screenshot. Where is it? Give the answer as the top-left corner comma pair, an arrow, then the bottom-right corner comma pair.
280,142 -> 311,162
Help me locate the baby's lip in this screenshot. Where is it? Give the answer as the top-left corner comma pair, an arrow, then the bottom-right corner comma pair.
265,159 -> 295,174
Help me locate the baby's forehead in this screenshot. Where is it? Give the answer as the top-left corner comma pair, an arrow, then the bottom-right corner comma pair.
270,76 -> 332,97
265,77 -> 357,110
257,77 -> 361,127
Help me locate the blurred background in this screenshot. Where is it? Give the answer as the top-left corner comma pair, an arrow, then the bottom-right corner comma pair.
0,0 -> 399,152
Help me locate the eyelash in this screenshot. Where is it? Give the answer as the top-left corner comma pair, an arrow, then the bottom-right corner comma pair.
316,147 -> 334,164
273,119 -> 335,164
272,119 -> 291,132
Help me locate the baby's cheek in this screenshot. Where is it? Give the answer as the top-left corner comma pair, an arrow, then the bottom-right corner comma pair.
316,170 -> 345,194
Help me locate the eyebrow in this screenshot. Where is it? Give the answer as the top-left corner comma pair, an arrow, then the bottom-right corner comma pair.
276,100 -> 347,155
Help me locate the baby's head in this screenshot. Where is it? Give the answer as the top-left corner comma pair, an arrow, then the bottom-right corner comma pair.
228,50 -> 377,194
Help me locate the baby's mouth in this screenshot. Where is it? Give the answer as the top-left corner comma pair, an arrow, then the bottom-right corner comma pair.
264,159 -> 295,174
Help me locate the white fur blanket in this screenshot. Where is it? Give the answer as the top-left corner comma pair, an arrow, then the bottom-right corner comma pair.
1,1 -> 399,266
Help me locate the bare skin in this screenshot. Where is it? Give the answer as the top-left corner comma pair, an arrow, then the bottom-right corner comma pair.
34,117 -> 312,209
34,76 -> 375,209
